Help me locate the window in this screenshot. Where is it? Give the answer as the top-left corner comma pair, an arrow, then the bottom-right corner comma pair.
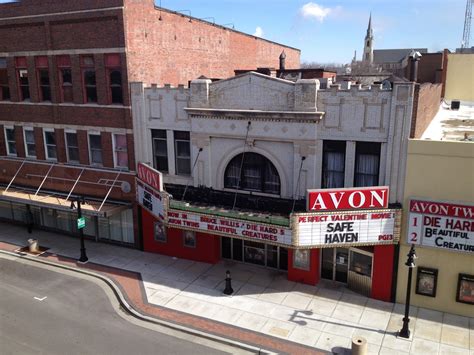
43,130 -> 57,160
16,57 -> 29,101
4,127 -> 16,156
224,153 -> 280,195
23,128 -> 36,157
105,54 -> 123,104
35,57 -> 50,101
183,230 -> 196,248
0,58 -> 10,101
113,134 -> 128,168
65,131 -> 79,163
354,142 -> 381,187
322,140 -> 346,188
151,129 -> 168,173
81,56 -> 97,103
88,133 -> 102,165
57,56 -> 73,102
174,131 -> 191,175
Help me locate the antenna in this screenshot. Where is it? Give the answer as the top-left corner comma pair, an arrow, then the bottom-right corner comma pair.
461,0 -> 473,50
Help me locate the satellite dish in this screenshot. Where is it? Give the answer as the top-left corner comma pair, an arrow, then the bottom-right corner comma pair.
121,181 -> 131,193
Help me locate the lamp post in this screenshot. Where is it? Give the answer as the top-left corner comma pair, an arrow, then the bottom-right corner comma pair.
399,244 -> 417,338
223,270 -> 233,295
70,196 -> 88,264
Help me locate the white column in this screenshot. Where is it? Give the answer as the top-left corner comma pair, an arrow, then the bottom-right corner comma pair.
344,141 -> 356,187
314,140 -> 323,189
166,130 -> 176,175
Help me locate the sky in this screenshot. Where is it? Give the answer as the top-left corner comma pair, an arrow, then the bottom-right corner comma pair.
0,0 -> 468,64
154,0 -> 467,64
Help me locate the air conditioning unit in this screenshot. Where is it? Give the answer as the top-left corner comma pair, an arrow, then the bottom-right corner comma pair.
451,100 -> 460,110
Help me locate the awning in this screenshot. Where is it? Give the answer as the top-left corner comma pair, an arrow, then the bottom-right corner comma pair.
0,187 -> 128,218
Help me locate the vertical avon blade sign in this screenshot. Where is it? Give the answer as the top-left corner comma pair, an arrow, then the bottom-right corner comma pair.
307,186 -> 389,211
137,162 -> 163,192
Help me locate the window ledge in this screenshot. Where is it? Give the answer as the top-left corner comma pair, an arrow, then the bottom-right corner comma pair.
222,187 -> 282,199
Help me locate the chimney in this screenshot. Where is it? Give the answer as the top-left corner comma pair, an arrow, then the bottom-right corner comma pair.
409,51 -> 422,82
279,51 -> 286,71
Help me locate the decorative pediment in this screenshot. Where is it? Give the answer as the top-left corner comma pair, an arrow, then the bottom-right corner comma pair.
206,72 -> 295,111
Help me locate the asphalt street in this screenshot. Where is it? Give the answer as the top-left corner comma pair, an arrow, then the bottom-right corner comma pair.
0,257 -> 234,355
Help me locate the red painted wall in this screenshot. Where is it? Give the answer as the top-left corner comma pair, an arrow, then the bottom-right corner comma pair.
287,249 -> 320,285
141,208 -> 220,264
371,245 -> 395,301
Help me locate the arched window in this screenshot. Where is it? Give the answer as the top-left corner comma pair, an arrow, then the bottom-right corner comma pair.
224,153 -> 280,195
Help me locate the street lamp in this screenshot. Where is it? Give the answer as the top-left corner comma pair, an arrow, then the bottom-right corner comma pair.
399,244 -> 417,338
70,196 -> 88,264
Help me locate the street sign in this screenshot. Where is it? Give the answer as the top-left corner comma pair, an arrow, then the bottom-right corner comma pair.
77,217 -> 86,229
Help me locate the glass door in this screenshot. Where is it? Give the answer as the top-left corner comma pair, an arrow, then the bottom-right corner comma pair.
321,248 -> 334,280
321,247 -> 349,283
335,248 -> 349,283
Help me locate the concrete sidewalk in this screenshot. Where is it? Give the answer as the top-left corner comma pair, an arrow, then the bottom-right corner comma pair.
1,222 -> 472,355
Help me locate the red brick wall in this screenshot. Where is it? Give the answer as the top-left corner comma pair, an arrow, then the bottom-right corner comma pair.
141,208 -> 221,263
123,0 -> 300,86
405,53 -> 443,84
410,83 -> 442,138
0,103 -> 131,129
0,0 -> 123,18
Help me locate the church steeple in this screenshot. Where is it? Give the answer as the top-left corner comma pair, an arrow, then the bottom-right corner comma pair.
363,13 -> 374,64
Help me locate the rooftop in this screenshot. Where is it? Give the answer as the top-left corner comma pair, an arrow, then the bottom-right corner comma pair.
373,48 -> 428,64
421,102 -> 474,141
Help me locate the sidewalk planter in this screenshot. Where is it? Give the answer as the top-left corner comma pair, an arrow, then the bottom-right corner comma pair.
27,238 -> 39,253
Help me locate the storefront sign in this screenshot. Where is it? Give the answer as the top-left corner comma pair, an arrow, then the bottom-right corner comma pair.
294,209 -> 399,247
136,179 -> 166,221
408,199 -> 473,254
137,162 -> 163,192
167,210 -> 293,245
307,186 -> 389,212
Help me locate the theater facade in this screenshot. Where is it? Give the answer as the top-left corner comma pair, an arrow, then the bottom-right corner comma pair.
131,72 -> 415,301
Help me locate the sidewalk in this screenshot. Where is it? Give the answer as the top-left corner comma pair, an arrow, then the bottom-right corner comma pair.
1,222 -> 473,355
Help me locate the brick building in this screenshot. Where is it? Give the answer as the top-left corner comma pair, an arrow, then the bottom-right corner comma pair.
130,73 -> 416,301
0,0 -> 299,248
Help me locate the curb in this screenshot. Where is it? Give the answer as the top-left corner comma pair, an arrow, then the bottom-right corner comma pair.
0,249 -> 273,355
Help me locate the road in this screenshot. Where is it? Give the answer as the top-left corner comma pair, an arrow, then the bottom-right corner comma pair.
0,257 -> 235,355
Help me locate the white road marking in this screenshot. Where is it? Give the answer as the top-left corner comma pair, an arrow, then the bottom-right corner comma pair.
34,296 -> 47,301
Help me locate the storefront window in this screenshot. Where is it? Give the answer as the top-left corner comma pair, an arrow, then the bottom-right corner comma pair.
0,201 -> 13,220
266,245 -> 278,269
121,209 -> 134,243
293,249 -> 310,270
56,210 -> 73,233
41,208 -> 56,228
12,203 -> 27,222
349,249 -> 372,277
244,240 -> 265,266
98,217 -> 110,239
82,215 -> 97,238
109,213 -> 123,241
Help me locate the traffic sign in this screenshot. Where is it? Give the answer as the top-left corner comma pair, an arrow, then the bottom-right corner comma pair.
77,217 -> 86,229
